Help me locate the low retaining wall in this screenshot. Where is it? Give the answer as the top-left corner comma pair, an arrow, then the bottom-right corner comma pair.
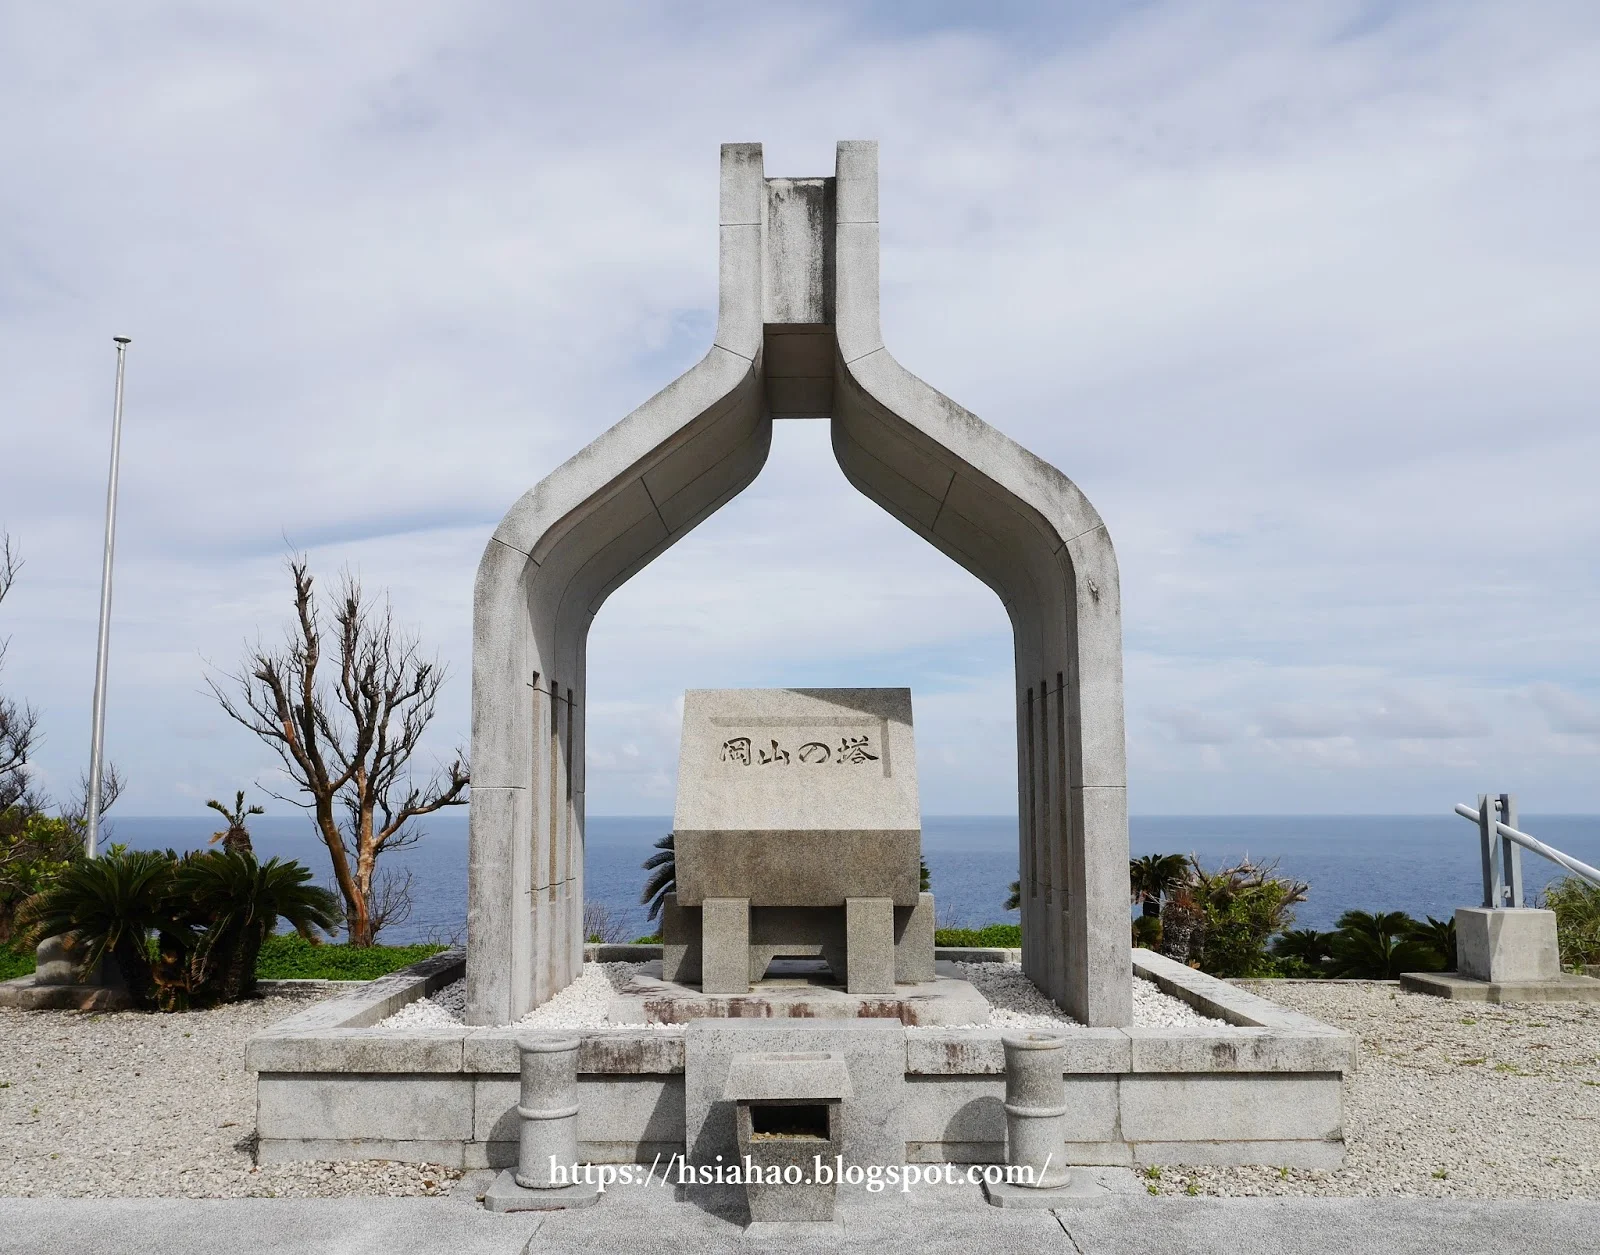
249,947 -> 1354,1170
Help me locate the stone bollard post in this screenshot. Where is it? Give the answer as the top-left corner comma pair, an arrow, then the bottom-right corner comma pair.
514,1033 -> 582,1188
1001,1030 -> 1073,1190
484,1032 -> 599,1211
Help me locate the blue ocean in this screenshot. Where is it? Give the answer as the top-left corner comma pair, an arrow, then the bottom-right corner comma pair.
107,813 -> 1600,946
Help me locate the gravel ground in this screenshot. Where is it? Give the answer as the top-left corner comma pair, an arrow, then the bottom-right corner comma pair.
1145,982 -> 1600,1200
0,994 -> 457,1198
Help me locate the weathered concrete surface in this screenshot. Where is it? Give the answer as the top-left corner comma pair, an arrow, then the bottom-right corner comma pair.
684,1019 -> 906,1169
1399,970 -> 1600,1002
606,966 -> 989,1026
468,142 -> 1131,1027
250,951 -> 1350,1170
4,1195 -> 1600,1255
1456,907 -> 1561,982
673,688 -> 920,908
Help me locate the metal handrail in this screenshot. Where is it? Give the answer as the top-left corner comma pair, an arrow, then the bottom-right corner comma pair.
1453,796 -> 1600,908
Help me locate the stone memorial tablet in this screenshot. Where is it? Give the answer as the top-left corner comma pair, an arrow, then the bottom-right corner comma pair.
672,688 -> 920,908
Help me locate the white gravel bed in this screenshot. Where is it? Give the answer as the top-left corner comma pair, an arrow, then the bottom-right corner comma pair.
0,995 -> 457,1198
937,961 -> 1214,1030
378,963 -> 683,1031
384,961 -> 1211,1032
1143,983 -> 1600,1200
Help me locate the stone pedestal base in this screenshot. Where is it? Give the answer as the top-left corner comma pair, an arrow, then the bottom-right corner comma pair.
607,961 -> 990,1026
0,975 -> 132,1011
1399,970 -> 1600,1003
482,1168 -> 600,1212
1456,908 -> 1561,983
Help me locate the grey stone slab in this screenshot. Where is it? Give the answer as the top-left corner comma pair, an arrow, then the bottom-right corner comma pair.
675,831 -> 921,908
1123,1026 -> 1355,1074
607,970 -> 988,1026
1398,969 -> 1600,1002
902,1075 -> 1119,1147
685,1019 -> 906,1169
247,1029 -> 468,1075
702,897 -> 751,995
893,894 -> 936,983
1456,907 -> 1562,982
0,977 -> 132,1011
8,1196 -> 1600,1255
256,1074 -> 474,1142
484,1168 -> 600,1213
474,1075 -> 685,1147
1119,1073 -> 1343,1144
845,897 -> 895,994
906,1029 -> 1130,1075
254,1137 -> 468,1168
673,688 -> 918,842
724,1051 -> 852,1101
461,1027 -> 685,1075
661,895 -> 702,984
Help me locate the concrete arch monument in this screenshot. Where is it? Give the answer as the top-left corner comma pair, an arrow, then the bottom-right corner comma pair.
467,141 -> 1131,1028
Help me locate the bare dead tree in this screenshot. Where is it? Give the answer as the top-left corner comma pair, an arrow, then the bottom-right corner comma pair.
0,535 -> 42,824
207,557 -> 469,946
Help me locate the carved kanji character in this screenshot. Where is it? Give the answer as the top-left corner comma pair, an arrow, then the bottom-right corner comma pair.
757,738 -> 790,765
835,734 -> 879,764
721,736 -> 752,766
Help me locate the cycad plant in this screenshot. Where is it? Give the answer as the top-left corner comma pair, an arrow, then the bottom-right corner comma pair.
17,849 -> 175,1007
1270,928 -> 1336,974
1328,910 -> 1435,978
20,847 -> 338,1011
1408,915 -> 1456,972
1130,853 -> 1188,919
173,851 -> 340,1004
205,791 -> 263,855
639,833 -> 675,922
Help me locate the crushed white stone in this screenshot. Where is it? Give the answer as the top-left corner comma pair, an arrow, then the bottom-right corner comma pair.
937,962 -> 1214,1030
378,963 -> 683,1032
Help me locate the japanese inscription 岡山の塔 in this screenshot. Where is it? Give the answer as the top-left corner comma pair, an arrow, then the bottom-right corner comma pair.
719,734 -> 879,766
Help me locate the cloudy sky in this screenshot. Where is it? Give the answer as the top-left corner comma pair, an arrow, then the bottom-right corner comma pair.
2,1 -> 1598,820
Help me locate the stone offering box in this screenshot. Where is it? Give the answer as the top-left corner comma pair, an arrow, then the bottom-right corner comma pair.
665,687 -> 934,996
248,949 -> 1355,1171
725,1050 -> 851,1224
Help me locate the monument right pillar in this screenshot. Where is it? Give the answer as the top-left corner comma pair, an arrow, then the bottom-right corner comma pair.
827,139 -> 1132,1025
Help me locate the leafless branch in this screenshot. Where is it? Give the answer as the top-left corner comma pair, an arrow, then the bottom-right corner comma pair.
206,555 -> 468,945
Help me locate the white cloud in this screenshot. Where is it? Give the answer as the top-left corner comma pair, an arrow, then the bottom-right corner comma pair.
3,1 -> 1599,817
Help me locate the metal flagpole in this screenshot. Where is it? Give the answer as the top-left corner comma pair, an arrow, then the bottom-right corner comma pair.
84,336 -> 131,858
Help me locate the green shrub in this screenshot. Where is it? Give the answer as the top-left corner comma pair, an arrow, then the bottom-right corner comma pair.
934,924 -> 1022,948
1542,876 -> 1600,970
0,813 -> 81,945
18,848 -> 339,1010
1327,910 -> 1438,978
0,940 -> 35,981
1159,857 -> 1308,978
253,932 -> 447,980
630,933 -> 662,945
